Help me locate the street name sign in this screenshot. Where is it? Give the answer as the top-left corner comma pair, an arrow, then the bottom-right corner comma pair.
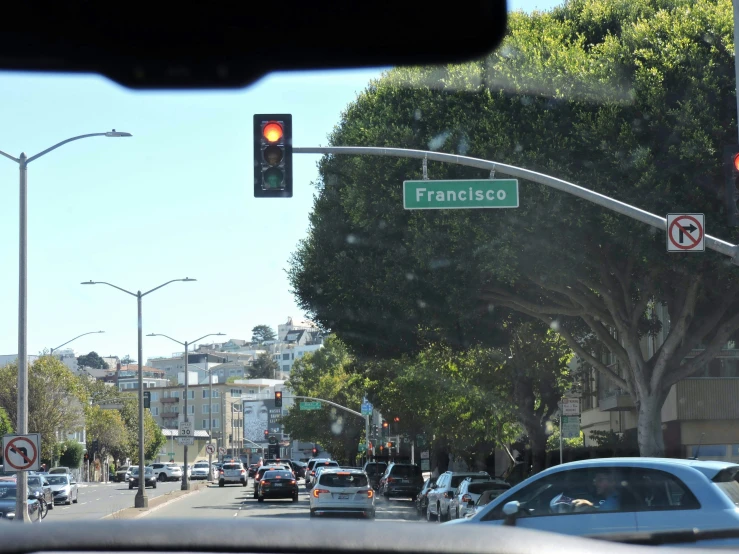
667,213 -> 704,252
3,433 -> 40,471
403,179 -> 519,210
300,401 -> 321,410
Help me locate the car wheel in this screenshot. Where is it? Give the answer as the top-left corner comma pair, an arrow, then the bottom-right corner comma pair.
309,510 -> 315,518
219,480 -> 224,487
257,496 -> 264,502
153,481 -> 157,489
159,473 -> 167,482
73,493 -> 78,504
242,481 -> 247,487
129,483 -> 133,490
456,507 -> 459,520
292,493 -> 298,502
65,499 -> 71,505
426,505 -> 435,522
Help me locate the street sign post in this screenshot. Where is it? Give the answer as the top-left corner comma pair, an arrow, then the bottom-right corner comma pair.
179,421 -> 193,436
403,179 -> 519,210
561,416 -> 581,439
360,400 -> 372,415
667,213 -> 705,252
3,434 -> 40,471
300,401 -> 321,410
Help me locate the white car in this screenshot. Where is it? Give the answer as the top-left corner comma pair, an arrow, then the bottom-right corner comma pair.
218,462 -> 248,487
190,461 -> 210,480
151,462 -> 183,482
46,473 -> 78,505
309,468 -> 375,519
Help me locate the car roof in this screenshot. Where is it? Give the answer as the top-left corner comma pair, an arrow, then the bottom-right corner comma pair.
540,457 -> 739,479
320,467 -> 365,474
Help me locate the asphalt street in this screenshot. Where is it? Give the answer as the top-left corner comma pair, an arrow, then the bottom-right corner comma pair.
44,479 -> 191,521
141,479 -> 422,522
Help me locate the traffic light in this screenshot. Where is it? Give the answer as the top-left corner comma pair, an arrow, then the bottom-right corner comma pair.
382,421 -> 388,430
393,417 -> 400,423
143,391 -> 151,409
312,447 -> 318,456
264,429 -> 269,439
92,440 -> 99,454
254,114 -> 293,198
274,390 -> 282,408
725,145 -> 739,226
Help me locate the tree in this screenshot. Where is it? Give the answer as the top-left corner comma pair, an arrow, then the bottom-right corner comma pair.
250,352 -> 279,379
0,406 -> 12,437
58,440 -> 84,469
77,351 -> 109,370
117,398 -> 165,464
0,356 -> 86,460
85,405 -> 128,460
251,325 -> 277,344
281,336 -> 366,464
120,355 -> 135,366
288,0 -> 739,456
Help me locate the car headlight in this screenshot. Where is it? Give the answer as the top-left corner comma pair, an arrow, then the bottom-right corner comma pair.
6,512 -> 15,519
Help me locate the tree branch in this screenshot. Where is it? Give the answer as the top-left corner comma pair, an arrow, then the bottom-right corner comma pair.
581,314 -> 630,368
482,288 -> 586,317
529,276 -> 614,324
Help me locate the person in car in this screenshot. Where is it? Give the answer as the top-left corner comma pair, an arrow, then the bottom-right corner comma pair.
569,471 -> 621,511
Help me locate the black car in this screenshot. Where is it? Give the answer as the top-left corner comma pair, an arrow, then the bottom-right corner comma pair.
252,465 -> 284,498
415,476 -> 437,516
27,475 -> 53,511
379,463 -> 424,498
247,464 -> 258,478
0,483 -> 41,522
256,469 -> 299,502
129,467 -> 157,489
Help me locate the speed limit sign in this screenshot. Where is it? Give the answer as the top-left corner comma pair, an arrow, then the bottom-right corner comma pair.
179,421 -> 193,436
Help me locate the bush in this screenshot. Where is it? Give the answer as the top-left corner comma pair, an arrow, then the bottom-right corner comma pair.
58,440 -> 84,469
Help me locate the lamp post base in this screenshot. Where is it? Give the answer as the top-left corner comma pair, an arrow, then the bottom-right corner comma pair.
134,491 -> 149,508
181,480 -> 190,491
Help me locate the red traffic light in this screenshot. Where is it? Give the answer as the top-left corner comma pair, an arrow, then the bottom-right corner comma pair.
262,121 -> 283,143
393,416 -> 400,422
264,430 -> 269,436
733,153 -> 739,172
382,421 -> 388,428
275,391 -> 282,399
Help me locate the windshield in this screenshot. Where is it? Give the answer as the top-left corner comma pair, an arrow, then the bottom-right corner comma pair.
2,0 -> 739,542
0,486 -> 17,500
320,473 -> 369,488
45,476 -> 69,486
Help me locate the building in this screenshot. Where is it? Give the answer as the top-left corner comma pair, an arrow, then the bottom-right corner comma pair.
577,303 -> 739,462
147,353 -> 228,383
100,364 -> 169,390
277,316 -> 319,341
0,354 -> 39,368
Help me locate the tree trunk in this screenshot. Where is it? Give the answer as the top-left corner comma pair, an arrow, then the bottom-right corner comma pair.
528,426 -> 548,474
636,392 -> 666,457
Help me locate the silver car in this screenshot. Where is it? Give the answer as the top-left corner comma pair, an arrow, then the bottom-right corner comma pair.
218,462 -> 247,487
190,461 -> 210,480
45,474 -> 78,505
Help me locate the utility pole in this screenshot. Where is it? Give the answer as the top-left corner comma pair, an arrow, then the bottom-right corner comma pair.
734,0 -> 739,141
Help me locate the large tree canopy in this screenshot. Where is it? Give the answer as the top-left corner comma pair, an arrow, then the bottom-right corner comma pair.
289,0 -> 739,456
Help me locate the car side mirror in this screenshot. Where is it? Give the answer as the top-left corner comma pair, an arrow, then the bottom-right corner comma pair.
502,501 -> 520,526
467,500 -> 475,507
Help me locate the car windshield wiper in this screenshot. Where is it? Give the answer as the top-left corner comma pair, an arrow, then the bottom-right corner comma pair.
588,527 -> 739,545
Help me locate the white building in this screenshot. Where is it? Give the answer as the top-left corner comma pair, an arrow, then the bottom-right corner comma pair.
277,316 -> 319,341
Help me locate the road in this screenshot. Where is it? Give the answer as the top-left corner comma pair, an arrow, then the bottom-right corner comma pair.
142,479 -> 422,522
44,479 -> 190,521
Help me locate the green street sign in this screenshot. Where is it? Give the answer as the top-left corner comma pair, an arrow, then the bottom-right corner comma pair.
403,179 -> 519,210
300,401 -> 322,410
167,452 -> 175,457
358,443 -> 367,453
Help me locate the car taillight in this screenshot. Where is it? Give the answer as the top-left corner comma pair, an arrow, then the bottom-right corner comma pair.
461,494 -> 471,503
219,470 -> 224,474
360,489 -> 374,498
312,488 -> 329,498
261,480 -> 268,486
290,480 -> 296,485
241,470 -> 246,474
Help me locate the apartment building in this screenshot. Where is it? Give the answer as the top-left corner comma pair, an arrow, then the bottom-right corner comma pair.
578,303 -> 739,461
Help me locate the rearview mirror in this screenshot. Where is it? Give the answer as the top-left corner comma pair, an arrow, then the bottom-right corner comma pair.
502,501 -> 520,526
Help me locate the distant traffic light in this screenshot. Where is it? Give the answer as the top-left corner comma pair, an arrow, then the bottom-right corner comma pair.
274,390 -> 282,408
725,146 -> 739,226
382,421 -> 389,430
264,430 -> 269,439
393,416 -> 400,423
254,114 -> 293,198
312,447 -> 318,456
143,391 -> 151,409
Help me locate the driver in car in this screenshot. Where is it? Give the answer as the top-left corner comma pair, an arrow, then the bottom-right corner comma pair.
571,471 -> 621,511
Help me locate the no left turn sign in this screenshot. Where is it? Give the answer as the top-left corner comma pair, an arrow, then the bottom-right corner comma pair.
205,443 -> 216,455
3,434 -> 40,471
667,213 -> 704,252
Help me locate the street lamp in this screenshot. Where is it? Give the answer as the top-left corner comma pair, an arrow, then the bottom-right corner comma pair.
50,330 -> 105,355
1,129 -> 131,523
81,277 -> 195,507
147,332 -> 224,489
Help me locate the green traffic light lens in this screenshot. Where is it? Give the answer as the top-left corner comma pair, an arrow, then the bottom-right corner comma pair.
264,145 -> 283,166
263,167 -> 284,189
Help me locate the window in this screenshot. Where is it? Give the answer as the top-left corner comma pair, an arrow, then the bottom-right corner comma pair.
152,407 -> 159,416
212,418 -> 220,429
188,390 -> 194,399
212,390 -> 219,398
151,392 -> 159,401
283,365 -> 290,371
202,390 -> 209,398
283,353 -> 290,360
212,404 -> 219,413
188,405 -> 194,415
202,419 -> 208,428
480,467 -> 700,521
320,473 -> 368,488
231,389 -> 242,396
202,405 -> 210,414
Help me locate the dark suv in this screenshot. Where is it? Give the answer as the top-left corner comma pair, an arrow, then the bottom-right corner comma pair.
362,461 -> 387,490
378,463 -> 423,498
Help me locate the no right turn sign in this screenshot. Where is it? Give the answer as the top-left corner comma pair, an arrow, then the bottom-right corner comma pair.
667,213 -> 704,252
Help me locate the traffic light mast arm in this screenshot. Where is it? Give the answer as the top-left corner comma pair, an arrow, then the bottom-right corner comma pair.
294,146 -> 739,263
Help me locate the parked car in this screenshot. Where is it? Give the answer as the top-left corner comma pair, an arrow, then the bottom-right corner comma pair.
449,478 -> 510,520
415,476 -> 438,516
0,482 -> 41,522
27,474 -> 54,511
46,473 -> 79,505
129,466 -> 157,489
464,487 -> 505,519
426,471 -> 491,522
443,457 -> 739,544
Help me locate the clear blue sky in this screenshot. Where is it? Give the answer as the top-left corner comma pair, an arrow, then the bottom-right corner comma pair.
0,0 -> 563,361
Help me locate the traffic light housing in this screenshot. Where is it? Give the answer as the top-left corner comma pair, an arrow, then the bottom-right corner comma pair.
382,421 -> 388,430
274,390 -> 282,408
92,440 -> 99,453
254,114 -> 293,198
725,145 -> 739,226
312,447 -> 318,456
143,391 -> 151,409
264,429 -> 269,439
